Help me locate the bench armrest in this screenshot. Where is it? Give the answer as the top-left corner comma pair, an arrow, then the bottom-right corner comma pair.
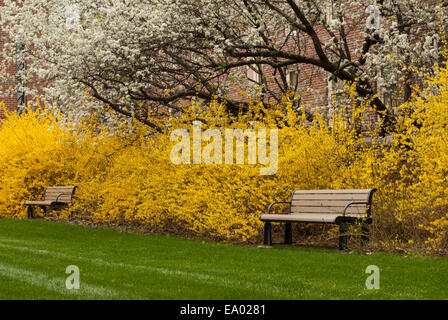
55,193 -> 73,203
342,201 -> 369,217
267,201 -> 291,215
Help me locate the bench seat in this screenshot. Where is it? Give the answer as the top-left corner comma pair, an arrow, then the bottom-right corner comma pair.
24,200 -> 59,206
259,213 -> 366,223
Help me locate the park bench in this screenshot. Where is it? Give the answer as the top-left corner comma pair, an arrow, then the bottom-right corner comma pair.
259,189 -> 377,250
24,186 -> 77,218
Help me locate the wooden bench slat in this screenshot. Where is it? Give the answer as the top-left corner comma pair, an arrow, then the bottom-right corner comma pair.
260,212 -> 368,222
44,190 -> 75,194
290,212 -> 367,219
44,194 -> 73,198
292,194 -> 369,201
290,206 -> 367,215
45,191 -> 75,195
45,187 -> 76,192
46,186 -> 77,188
24,200 -> 54,206
45,191 -> 73,197
45,187 -> 76,191
45,189 -> 76,194
291,200 -> 368,207
44,194 -> 74,201
44,198 -> 72,203
292,189 -> 373,194
260,213 -> 339,223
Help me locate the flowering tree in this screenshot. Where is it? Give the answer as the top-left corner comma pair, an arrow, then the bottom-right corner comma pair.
0,0 -> 445,132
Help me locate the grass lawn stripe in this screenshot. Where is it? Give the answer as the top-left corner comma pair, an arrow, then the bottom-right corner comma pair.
0,262 -> 121,299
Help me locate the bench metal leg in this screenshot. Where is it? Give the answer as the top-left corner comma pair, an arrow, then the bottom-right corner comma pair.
27,206 -> 33,219
338,223 -> 348,251
361,223 -> 370,245
263,222 -> 272,246
284,223 -> 292,245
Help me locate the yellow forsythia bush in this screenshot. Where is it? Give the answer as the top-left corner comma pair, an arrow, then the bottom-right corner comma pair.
0,104 -> 115,218
0,64 -> 448,254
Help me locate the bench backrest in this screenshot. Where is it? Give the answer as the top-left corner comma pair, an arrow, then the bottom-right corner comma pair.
44,186 -> 77,204
290,189 -> 376,218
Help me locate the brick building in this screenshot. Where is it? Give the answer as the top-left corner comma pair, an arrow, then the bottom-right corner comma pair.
0,0 -> 19,117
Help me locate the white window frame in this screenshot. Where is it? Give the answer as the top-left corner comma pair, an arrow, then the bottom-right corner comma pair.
325,0 -> 339,26
377,66 -> 399,109
328,76 -> 348,107
286,69 -> 299,92
247,65 -> 261,84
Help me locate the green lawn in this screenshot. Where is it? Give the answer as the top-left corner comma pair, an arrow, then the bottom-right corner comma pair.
0,218 -> 446,300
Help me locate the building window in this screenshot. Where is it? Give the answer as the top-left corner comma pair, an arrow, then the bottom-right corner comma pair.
247,65 -> 261,84
328,77 -> 347,107
377,66 -> 400,109
287,69 -> 299,92
380,85 -> 399,109
325,0 -> 339,25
